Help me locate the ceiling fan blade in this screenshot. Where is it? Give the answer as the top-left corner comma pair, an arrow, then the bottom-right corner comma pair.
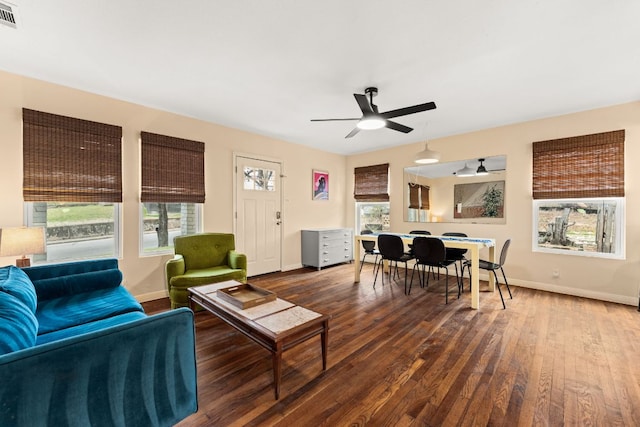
310,118 -> 360,122
345,127 -> 361,138
354,93 -> 374,114
385,120 -> 413,134
380,101 -> 436,119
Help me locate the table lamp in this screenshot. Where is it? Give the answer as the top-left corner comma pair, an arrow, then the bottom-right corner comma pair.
0,226 -> 46,267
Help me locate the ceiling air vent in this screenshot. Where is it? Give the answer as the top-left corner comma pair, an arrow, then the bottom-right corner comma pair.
0,2 -> 17,29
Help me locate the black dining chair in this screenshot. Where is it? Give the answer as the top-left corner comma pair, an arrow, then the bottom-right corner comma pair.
408,237 -> 461,304
410,230 -> 431,235
359,230 -> 380,273
463,239 -> 513,309
407,230 -> 431,257
374,234 -> 414,289
443,232 -> 468,283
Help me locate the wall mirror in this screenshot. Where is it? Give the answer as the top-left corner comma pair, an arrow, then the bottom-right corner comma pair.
404,155 -> 507,223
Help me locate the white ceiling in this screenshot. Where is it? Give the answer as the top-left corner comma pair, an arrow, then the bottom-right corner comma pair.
2,0 -> 640,156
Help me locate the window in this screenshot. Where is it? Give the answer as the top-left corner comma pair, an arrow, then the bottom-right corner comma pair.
407,183 -> 429,222
140,203 -> 201,254
140,132 -> 204,255
243,166 -> 276,191
26,202 -> 121,262
533,199 -> 624,258
356,202 -> 390,232
354,164 -> 390,232
532,130 -> 625,258
22,109 -> 123,263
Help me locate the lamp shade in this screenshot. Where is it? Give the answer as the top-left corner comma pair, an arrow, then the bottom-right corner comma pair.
456,163 -> 476,177
414,143 -> 440,164
0,227 -> 46,267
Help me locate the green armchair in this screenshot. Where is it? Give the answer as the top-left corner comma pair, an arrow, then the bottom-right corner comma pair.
166,233 -> 247,309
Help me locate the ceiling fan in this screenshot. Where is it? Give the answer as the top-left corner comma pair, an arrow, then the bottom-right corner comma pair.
311,87 -> 436,138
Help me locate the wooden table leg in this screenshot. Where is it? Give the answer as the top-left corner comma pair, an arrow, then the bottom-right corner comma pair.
354,236 -> 361,283
321,321 -> 329,370
273,343 -> 283,400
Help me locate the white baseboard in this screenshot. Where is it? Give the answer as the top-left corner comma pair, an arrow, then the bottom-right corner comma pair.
509,278 -> 638,307
135,290 -> 168,303
283,263 -> 303,272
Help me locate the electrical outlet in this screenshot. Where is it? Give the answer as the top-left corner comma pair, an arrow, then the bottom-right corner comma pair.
552,269 -> 560,278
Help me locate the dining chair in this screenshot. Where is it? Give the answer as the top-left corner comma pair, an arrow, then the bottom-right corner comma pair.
359,230 -> 380,273
409,230 -> 431,235
408,237 -> 461,304
374,234 -> 414,289
463,238 -> 513,309
407,229 -> 431,257
443,232 -> 468,281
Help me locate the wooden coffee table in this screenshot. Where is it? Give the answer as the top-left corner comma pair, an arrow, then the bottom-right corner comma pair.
188,281 -> 330,399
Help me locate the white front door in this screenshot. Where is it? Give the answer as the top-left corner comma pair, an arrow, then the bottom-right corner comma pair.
234,155 -> 282,277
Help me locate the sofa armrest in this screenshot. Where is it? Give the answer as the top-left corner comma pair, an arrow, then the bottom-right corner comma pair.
229,250 -> 247,271
0,308 -> 198,426
166,254 -> 186,283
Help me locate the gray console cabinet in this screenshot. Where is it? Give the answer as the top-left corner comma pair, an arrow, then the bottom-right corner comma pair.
301,228 -> 353,270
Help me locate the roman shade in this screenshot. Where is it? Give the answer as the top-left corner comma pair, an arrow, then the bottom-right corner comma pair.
532,130 -> 625,199
354,163 -> 389,202
408,184 -> 419,209
408,183 -> 430,210
141,131 -> 205,203
22,109 -> 123,202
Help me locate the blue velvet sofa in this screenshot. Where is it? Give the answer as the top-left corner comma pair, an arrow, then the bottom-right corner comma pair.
0,258 -> 198,427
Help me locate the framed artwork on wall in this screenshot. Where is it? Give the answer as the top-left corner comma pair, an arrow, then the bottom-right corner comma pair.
453,180 -> 505,219
312,170 -> 329,200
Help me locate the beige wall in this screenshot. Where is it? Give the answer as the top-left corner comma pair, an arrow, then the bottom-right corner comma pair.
2,69 -> 639,305
0,70 -> 347,300
347,101 -> 640,305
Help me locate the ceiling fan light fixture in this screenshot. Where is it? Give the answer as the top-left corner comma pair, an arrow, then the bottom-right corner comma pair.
476,158 -> 489,175
414,142 -> 440,164
456,163 -> 476,177
357,116 -> 386,130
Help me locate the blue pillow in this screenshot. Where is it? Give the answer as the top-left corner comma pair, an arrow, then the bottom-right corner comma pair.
0,266 -> 37,313
0,292 -> 38,355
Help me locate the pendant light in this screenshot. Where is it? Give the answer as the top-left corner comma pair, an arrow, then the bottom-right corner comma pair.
456,163 -> 476,177
414,142 -> 440,164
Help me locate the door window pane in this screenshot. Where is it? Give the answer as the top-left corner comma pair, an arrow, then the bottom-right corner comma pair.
243,166 -> 276,191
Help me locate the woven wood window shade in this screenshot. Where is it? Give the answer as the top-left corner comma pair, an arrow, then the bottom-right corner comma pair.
354,163 -> 389,202
532,130 -> 625,199
408,184 -> 430,210
420,185 -> 430,210
408,183 -> 419,209
141,131 -> 205,203
22,108 -> 123,202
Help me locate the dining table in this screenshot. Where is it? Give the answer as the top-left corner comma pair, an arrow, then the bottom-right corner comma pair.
354,232 -> 496,310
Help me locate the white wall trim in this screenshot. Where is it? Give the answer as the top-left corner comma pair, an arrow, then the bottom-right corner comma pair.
135,290 -> 168,303
510,278 -> 638,307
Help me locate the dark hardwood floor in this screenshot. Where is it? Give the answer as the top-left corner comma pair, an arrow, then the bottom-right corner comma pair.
143,263 -> 640,426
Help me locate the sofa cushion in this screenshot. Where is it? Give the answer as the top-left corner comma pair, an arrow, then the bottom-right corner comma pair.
0,292 -> 38,355
35,311 -> 147,345
29,268 -> 123,301
0,266 -> 37,313
169,266 -> 246,289
36,286 -> 144,335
